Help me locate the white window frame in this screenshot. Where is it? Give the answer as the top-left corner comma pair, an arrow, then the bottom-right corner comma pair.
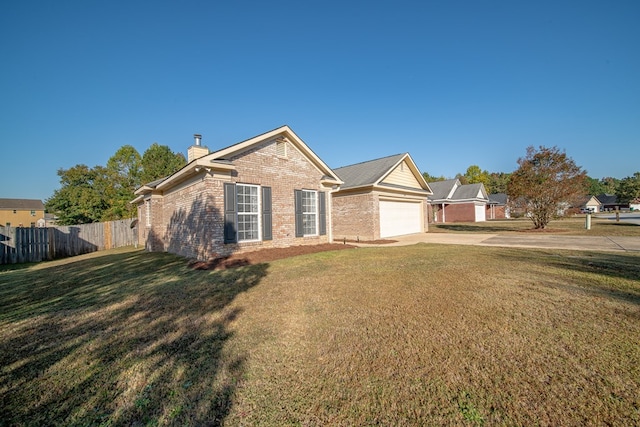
145,199 -> 151,227
236,184 -> 261,242
302,189 -> 318,236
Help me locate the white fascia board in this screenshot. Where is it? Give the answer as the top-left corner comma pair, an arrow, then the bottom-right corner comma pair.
155,158 -> 235,191
374,153 -> 432,193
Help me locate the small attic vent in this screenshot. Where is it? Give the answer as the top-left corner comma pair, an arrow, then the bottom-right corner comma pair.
276,139 -> 287,158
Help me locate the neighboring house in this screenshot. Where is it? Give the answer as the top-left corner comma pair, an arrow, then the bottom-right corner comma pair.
0,198 -> 45,227
596,193 -> 628,211
427,179 -> 489,223
577,195 -> 602,213
487,193 -> 510,219
332,154 -> 432,241
132,126 -> 343,260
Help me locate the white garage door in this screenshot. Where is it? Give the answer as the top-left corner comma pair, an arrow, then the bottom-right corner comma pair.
475,204 -> 486,222
379,201 -> 422,238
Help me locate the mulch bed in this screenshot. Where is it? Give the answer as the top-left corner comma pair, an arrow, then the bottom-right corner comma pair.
189,243 -> 357,271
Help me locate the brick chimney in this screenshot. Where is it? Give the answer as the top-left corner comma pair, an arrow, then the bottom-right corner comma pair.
187,134 -> 209,163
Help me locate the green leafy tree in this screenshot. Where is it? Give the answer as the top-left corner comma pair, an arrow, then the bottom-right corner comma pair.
507,146 -> 587,229
487,172 -> 511,194
422,171 -> 447,183
103,145 -> 142,220
45,165 -> 110,225
464,165 -> 491,188
141,143 -> 186,183
587,176 -> 619,196
616,172 -> 640,204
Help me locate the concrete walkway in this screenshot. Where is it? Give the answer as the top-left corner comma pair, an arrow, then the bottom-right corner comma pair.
354,233 -> 640,252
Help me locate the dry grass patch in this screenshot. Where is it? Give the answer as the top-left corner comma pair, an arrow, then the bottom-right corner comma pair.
1,245 -> 639,426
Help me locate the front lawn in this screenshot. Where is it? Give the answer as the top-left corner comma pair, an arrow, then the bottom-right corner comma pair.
1,245 -> 639,425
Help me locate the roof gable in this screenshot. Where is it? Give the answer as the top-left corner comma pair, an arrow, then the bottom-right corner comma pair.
427,179 -> 460,199
135,125 -> 342,197
428,180 -> 488,202
207,125 -> 341,183
334,153 -> 431,193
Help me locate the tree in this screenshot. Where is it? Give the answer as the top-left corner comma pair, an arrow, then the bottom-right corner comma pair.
586,176 -> 619,196
45,165 -> 110,225
464,165 -> 491,188
104,145 -> 142,220
507,146 -> 587,229
487,172 -> 511,194
616,172 -> 640,204
422,171 -> 446,183
141,143 -> 186,183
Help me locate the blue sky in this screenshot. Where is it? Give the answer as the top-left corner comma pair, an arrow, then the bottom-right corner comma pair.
2,0 -> 639,201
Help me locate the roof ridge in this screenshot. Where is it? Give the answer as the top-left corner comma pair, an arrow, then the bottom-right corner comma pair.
334,153 -> 406,170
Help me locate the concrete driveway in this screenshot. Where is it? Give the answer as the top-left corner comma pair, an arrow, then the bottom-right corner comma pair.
357,233 -> 640,252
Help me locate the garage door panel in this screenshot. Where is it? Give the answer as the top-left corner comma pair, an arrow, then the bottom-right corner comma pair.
379,201 -> 422,238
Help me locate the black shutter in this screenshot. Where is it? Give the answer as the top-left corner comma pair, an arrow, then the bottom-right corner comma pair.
224,183 -> 237,243
318,192 -> 326,236
294,189 -> 303,237
262,186 -> 272,241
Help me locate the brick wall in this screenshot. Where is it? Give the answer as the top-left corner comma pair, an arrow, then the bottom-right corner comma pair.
332,192 -> 378,241
486,205 -> 506,220
434,202 -> 477,223
143,138 -> 331,260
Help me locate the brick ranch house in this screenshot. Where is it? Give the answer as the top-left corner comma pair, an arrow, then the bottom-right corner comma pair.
427,178 -> 489,223
133,126 -> 433,260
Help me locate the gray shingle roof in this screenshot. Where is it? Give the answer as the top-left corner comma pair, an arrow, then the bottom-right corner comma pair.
0,198 -> 45,210
426,179 -> 458,199
488,193 -> 508,205
453,183 -> 485,200
427,179 -> 488,202
334,154 -> 406,189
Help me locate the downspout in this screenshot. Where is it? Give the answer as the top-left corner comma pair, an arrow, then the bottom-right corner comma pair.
328,184 -> 340,243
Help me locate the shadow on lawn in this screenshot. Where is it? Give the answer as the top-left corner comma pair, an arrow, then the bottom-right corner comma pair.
0,249 -> 267,426
503,250 -> 640,306
432,223 -> 526,233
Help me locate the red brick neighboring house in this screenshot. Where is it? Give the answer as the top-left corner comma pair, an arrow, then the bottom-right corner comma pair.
132,126 -> 343,260
428,179 -> 489,223
487,193 -> 510,219
332,154 -> 432,241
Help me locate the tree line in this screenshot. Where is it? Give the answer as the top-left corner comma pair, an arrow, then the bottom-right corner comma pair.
46,144 -> 185,225
423,145 -> 640,229
423,160 -> 640,203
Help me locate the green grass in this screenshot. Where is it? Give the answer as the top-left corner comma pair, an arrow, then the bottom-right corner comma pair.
1,245 -> 639,426
431,215 -> 640,236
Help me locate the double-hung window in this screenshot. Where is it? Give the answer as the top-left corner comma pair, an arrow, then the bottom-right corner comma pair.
295,190 -> 326,237
302,190 -> 318,236
236,184 -> 260,241
224,183 -> 272,244
145,199 -> 151,227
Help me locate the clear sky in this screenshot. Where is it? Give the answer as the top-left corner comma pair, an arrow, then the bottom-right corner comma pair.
2,0 -> 639,201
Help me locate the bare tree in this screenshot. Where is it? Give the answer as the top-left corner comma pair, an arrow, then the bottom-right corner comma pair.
508,146 -> 587,229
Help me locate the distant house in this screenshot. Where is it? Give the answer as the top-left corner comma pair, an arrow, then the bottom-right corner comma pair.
576,195 -> 602,213
0,198 -> 45,227
427,179 -> 489,223
630,198 -> 640,211
596,194 -> 628,211
487,193 -> 510,219
332,154 -> 432,241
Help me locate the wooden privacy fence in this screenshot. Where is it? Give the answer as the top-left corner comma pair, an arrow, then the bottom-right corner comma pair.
0,219 -> 138,264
